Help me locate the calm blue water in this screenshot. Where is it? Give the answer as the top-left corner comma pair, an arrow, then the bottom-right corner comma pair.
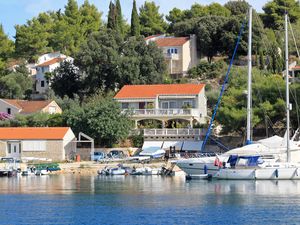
1,175 -> 300,225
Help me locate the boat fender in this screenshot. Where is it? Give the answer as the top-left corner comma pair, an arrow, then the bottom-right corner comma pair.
204,165 -> 208,175
296,168 -> 299,177
253,169 -> 256,180
275,169 -> 279,178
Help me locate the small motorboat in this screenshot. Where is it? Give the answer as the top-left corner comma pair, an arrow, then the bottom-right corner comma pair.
98,165 -> 126,175
21,167 -> 36,176
130,167 -> 159,175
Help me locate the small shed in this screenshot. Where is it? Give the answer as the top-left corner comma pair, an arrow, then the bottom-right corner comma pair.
0,127 -> 76,162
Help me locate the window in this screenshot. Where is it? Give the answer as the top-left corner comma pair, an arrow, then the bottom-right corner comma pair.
42,67 -> 45,73
8,144 -> 11,154
169,102 -> 177,109
49,106 -> 56,114
167,48 -> 178,55
22,141 -> 46,152
122,103 -> 129,109
41,80 -> 45,87
183,101 -> 192,108
14,145 -> 17,153
162,102 -> 169,109
7,108 -> 11,114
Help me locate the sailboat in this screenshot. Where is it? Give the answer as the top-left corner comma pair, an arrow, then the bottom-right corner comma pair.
176,7 -> 300,179
215,13 -> 300,180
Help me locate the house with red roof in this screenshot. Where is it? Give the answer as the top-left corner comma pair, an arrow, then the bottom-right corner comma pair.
0,127 -> 76,161
114,83 -> 207,128
146,34 -> 198,77
35,52 -> 73,96
0,99 -> 62,116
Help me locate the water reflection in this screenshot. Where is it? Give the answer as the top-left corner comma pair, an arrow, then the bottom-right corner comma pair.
2,175 -> 300,196
1,176 -> 300,224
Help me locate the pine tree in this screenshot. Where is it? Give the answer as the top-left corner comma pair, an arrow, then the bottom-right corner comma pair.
131,0 -> 140,36
79,0 -> 102,35
107,1 -> 116,30
139,1 -> 167,36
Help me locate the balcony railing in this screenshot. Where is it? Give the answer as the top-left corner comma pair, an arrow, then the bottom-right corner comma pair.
143,128 -> 207,137
123,108 -> 200,117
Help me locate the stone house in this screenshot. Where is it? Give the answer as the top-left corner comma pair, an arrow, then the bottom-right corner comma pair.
0,127 -> 76,161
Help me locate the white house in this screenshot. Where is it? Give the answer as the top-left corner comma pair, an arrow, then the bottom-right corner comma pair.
145,34 -> 198,76
114,83 -> 207,128
0,127 -> 76,161
35,52 -> 73,94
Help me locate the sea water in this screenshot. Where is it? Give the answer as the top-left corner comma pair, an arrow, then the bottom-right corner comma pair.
1,175 -> 300,225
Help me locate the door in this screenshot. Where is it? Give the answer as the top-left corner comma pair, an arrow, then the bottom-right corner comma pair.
7,142 -> 21,159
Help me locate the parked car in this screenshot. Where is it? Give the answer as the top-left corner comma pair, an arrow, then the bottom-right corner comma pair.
107,150 -> 126,159
92,151 -> 106,161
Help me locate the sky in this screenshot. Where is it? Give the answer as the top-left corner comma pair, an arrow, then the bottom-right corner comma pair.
0,0 -> 270,38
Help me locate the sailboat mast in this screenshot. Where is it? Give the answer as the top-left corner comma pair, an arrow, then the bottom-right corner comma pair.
246,7 -> 252,144
285,13 -> 291,162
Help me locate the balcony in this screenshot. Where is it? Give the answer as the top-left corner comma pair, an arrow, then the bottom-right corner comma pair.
143,128 -> 206,137
123,108 -> 200,118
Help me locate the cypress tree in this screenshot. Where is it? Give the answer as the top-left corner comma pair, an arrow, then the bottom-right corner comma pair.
131,0 -> 140,36
107,1 -> 116,30
115,0 -> 124,36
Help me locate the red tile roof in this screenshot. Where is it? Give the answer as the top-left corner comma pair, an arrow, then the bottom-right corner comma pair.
0,127 -> 70,140
154,37 -> 190,47
114,84 -> 205,99
3,99 -> 53,114
37,57 -> 65,67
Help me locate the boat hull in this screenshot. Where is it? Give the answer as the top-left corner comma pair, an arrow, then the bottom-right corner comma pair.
176,160 -> 219,177
215,167 -> 300,180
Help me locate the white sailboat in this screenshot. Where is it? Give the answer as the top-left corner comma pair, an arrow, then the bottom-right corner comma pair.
215,13 -> 300,180
176,8 -> 300,179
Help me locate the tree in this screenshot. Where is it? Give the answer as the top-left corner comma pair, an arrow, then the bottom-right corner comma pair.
64,95 -> 133,146
15,13 -> 53,61
51,61 -> 82,98
75,30 -> 122,94
195,16 -> 227,62
0,25 -> 14,61
216,67 -> 287,134
0,71 -> 33,99
207,3 -> 231,17
262,0 -> 300,29
139,1 -> 167,36
115,0 -> 125,36
119,36 -> 166,86
107,1 -> 116,30
0,24 -> 14,71
75,31 -> 166,95
224,0 -> 249,16
131,0 -> 140,36
79,0 -> 102,36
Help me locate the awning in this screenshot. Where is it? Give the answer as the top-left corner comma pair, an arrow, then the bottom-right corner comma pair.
162,141 -> 183,151
182,141 -> 203,151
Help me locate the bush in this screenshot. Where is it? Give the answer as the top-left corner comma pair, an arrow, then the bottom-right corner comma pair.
188,60 -> 227,79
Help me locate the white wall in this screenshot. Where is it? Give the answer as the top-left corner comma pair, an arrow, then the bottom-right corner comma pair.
0,100 -> 20,116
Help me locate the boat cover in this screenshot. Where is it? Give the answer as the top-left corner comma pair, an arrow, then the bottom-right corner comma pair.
142,141 -> 163,150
